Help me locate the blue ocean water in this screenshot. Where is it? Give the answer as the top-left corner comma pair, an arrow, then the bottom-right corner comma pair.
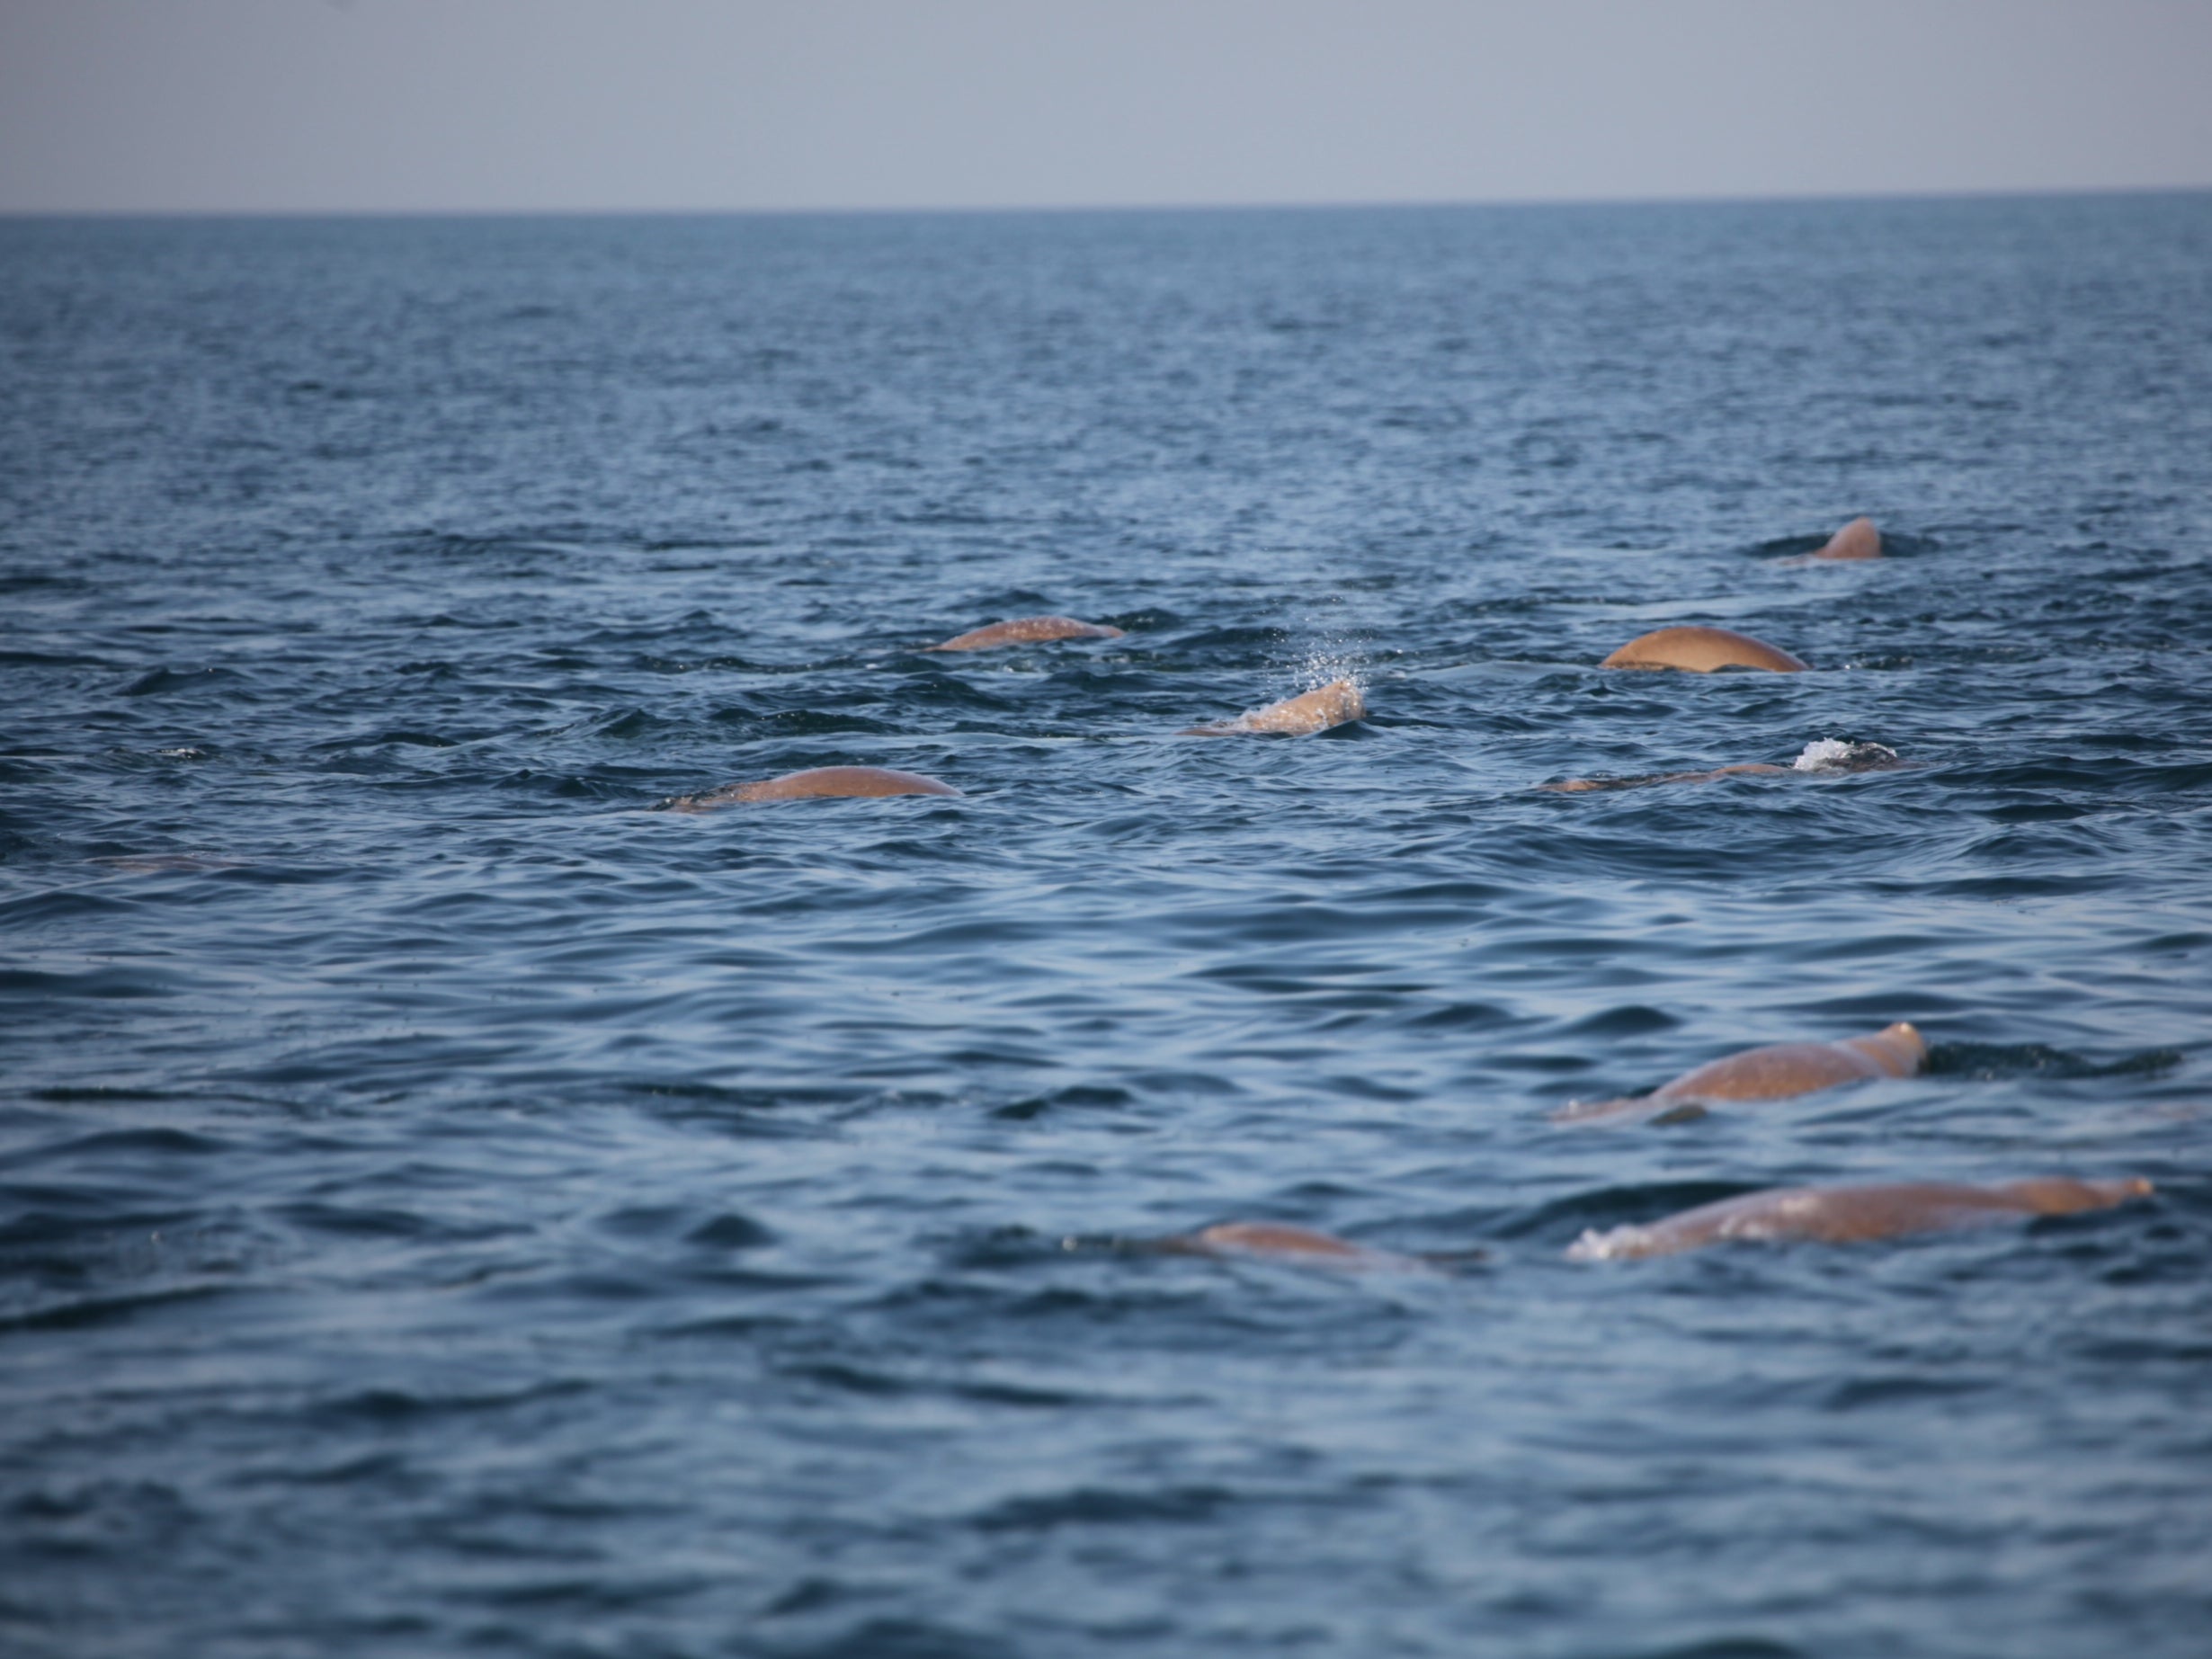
1,197 -> 2208,1658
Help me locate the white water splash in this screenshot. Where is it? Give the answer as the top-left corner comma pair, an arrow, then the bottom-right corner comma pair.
1794,739 -> 1899,772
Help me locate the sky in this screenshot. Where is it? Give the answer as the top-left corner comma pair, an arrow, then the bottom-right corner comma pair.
3,0 -> 2209,213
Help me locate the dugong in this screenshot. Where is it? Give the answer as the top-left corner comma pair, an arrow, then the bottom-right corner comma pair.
925,616 -> 1125,652
664,765 -> 960,811
1600,626 -> 1808,673
1544,739 -> 1900,793
1566,1175 -> 2153,1261
1553,1021 -> 1926,1124
1177,1222 -> 1402,1265
1545,762 -> 1787,794
1770,517 -> 1884,566
1148,1221 -> 1436,1271
1182,677 -> 1368,736
1812,516 -> 1882,560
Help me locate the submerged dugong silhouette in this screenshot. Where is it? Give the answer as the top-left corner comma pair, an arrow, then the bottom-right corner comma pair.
1600,626 -> 1808,673
1182,678 -> 1368,736
1544,739 -> 1900,794
91,853 -> 247,875
1176,1222 -> 1403,1265
1144,1221 -> 1452,1271
1813,516 -> 1882,560
1554,1021 -> 1926,1124
664,765 -> 960,811
925,616 -> 1125,652
1566,1175 -> 2153,1261
1546,762 -> 1787,794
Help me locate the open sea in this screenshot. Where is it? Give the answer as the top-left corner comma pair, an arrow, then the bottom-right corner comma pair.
2,196 -> 2209,1658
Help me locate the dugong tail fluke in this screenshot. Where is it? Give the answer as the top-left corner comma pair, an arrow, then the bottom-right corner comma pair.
1567,1175 -> 2153,1261
664,765 -> 961,811
924,616 -> 1125,652
1600,626 -> 1809,673
1554,1021 -> 1927,1124
1182,677 -> 1368,736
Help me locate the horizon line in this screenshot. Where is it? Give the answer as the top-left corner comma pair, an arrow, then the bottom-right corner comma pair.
5,182 -> 2209,221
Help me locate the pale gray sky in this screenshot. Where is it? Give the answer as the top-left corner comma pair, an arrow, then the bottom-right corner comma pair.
3,0 -> 2208,212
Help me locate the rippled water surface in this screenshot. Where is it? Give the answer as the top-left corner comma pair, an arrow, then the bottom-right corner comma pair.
4,199 -> 2210,1658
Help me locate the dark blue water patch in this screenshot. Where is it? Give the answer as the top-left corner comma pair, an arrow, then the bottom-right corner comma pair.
1923,1042 -> 2186,1081
969,1483 -> 1237,1532
118,664 -> 245,698
0,1281 -> 241,1335
763,1619 -> 1026,1659
986,1084 -> 1137,1122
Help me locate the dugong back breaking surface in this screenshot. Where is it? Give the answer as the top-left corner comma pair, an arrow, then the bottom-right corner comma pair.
1554,1021 -> 1927,1123
1600,626 -> 1809,673
1182,677 -> 1368,736
1813,516 -> 1882,560
664,765 -> 961,810
1567,1176 -> 2153,1261
924,616 -> 1125,651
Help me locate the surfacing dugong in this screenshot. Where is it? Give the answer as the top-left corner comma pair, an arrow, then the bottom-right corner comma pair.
1553,1021 -> 1926,1124
1770,517 -> 1884,566
1182,678 -> 1368,736
664,765 -> 960,811
925,616 -> 1125,652
1813,516 -> 1882,560
1600,626 -> 1808,673
1566,1175 -> 2154,1261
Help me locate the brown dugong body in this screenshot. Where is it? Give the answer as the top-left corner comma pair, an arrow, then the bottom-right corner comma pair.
1554,1021 -> 1926,1124
1183,1222 -> 1393,1263
1770,517 -> 1884,566
1182,677 -> 1368,736
1158,1221 -> 1423,1271
925,616 -> 1125,652
1813,516 -> 1882,560
1566,1176 -> 2154,1261
1600,626 -> 1809,673
664,765 -> 960,811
